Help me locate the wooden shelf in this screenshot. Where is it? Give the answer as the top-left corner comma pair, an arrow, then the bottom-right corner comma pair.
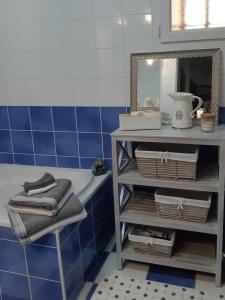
120,191 -> 218,235
122,238 -> 216,274
117,161 -> 219,193
112,128 -> 225,285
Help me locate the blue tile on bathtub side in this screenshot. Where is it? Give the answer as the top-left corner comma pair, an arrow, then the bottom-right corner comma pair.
79,211 -> 95,251
0,107 -> 9,129
25,244 -> 60,281
82,239 -> 97,282
33,131 -> 55,155
78,133 -> 102,158
101,107 -> 126,133
95,228 -> 112,260
35,154 -> 57,167
88,251 -> 109,283
11,130 -> 33,154
61,227 -> 81,279
84,198 -> 92,213
93,199 -> 106,236
0,130 -> 12,153
76,107 -> 101,132
57,156 -> 79,168
30,106 -> 53,131
0,153 -> 14,164
0,226 -> 18,241
52,107 -> 76,131
30,277 -> 63,300
14,154 -> 35,166
0,270 -> 31,300
65,258 -> 83,300
31,233 -> 56,247
60,222 -> 79,245
55,132 -> 78,156
0,239 -> 27,274
8,106 -> 31,130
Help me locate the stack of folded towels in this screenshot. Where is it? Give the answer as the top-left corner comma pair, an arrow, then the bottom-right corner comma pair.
7,173 -> 87,244
8,173 -> 73,217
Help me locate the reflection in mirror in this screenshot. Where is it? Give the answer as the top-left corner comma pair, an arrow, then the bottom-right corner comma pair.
136,56 -> 213,118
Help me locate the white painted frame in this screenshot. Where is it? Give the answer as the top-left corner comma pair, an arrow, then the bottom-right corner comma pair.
160,0 -> 225,43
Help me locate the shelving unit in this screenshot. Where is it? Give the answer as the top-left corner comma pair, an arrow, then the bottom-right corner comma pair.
111,126 -> 225,286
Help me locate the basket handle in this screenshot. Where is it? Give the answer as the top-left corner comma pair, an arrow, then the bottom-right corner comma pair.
160,151 -> 169,164
146,238 -> 154,245
177,199 -> 184,210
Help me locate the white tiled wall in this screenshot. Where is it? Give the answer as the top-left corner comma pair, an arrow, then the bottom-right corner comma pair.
0,0 -> 224,106
0,0 -> 153,106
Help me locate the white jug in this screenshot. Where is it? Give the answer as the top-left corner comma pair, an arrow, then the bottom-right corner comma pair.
168,92 -> 203,129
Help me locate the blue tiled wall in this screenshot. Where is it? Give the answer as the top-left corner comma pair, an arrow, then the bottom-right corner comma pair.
0,177 -> 114,300
0,106 -> 128,170
0,105 -> 224,171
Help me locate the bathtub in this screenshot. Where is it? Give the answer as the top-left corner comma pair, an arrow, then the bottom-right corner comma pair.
0,164 -> 95,227
0,164 -> 114,300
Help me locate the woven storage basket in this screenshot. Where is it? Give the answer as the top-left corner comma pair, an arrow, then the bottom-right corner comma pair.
135,143 -> 199,180
155,188 -> 211,223
128,226 -> 176,257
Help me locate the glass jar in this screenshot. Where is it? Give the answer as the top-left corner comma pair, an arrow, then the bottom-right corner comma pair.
201,113 -> 216,132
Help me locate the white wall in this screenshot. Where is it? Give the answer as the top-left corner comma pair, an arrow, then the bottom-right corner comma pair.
0,0 -> 224,106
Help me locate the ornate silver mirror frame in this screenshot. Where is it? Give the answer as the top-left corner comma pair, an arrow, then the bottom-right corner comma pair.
130,49 -> 221,122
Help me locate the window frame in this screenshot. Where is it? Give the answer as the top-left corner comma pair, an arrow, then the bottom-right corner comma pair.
160,0 -> 225,43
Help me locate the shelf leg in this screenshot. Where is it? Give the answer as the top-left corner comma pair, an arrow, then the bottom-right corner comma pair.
215,142 -> 225,287
112,137 -> 124,270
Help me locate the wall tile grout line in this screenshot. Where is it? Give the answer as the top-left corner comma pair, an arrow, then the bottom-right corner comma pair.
50,106 -> 58,167
55,230 -> 67,300
74,107 -> 81,169
28,106 -> 36,166
76,225 -> 85,286
0,12 -> 151,30
0,268 -> 61,283
6,106 -> 15,164
99,107 -> 105,161
23,246 -> 33,300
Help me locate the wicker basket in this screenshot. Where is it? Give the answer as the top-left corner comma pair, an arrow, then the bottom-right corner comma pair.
155,188 -> 212,223
135,143 -> 199,180
128,226 -> 176,257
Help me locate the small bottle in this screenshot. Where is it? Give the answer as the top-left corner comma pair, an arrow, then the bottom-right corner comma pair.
201,113 -> 216,132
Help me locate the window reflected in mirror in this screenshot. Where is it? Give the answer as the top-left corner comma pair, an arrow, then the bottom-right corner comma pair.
136,57 -> 212,117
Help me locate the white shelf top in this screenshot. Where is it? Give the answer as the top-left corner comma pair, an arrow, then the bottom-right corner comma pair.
111,125 -> 225,143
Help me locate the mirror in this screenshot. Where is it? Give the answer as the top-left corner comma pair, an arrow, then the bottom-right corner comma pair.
130,49 -> 220,122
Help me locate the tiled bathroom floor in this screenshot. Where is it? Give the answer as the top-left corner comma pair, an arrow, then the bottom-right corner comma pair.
77,237 -> 225,300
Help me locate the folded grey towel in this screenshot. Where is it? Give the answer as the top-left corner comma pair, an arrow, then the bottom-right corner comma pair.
23,172 -> 56,193
7,193 -> 86,244
8,185 -> 73,216
27,181 -> 58,196
9,179 -> 72,210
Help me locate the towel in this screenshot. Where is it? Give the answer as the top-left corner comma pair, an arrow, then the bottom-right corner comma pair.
23,172 -> 56,193
9,179 -> 72,210
27,181 -> 58,196
8,184 -> 73,216
8,193 -> 87,244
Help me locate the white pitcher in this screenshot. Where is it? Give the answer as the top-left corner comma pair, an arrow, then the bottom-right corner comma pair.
168,92 -> 203,129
